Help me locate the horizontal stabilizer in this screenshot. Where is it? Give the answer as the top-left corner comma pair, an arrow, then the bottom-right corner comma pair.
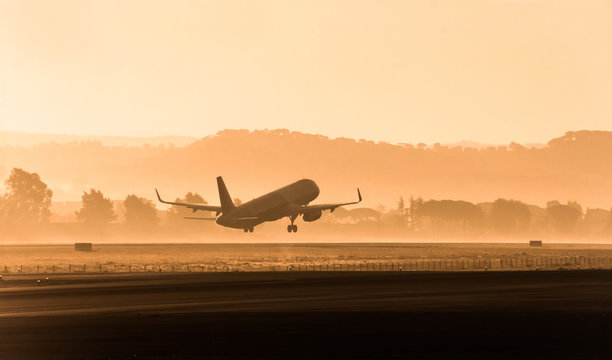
184,217 -> 218,221
154,188 -> 222,213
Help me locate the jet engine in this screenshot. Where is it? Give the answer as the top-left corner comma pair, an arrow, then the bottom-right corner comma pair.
302,209 -> 322,222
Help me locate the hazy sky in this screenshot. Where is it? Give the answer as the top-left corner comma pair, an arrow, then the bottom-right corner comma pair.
0,0 -> 611,144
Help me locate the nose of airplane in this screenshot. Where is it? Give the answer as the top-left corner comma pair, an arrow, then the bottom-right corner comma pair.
306,179 -> 320,198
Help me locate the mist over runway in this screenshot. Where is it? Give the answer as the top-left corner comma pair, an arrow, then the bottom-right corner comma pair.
2,271 -> 612,359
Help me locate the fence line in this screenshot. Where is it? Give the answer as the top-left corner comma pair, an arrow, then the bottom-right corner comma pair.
2,255 -> 612,274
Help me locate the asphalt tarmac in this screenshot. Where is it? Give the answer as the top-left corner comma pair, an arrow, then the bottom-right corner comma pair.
1,271 -> 612,359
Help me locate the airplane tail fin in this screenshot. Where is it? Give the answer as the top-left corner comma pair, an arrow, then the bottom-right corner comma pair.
217,176 -> 236,214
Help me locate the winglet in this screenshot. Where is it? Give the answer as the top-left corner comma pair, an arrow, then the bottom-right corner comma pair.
357,188 -> 362,202
155,188 -> 172,205
155,188 -> 164,203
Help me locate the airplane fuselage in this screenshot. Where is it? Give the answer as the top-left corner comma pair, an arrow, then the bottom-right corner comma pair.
216,179 -> 320,229
156,176 -> 360,233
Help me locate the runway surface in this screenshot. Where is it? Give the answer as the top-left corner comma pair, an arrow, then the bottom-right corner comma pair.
2,271 -> 612,359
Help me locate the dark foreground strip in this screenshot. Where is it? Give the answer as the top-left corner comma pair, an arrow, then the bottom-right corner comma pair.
2,271 -> 612,359
1,312 -> 611,359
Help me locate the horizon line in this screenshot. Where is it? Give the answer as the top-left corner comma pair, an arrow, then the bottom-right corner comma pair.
0,127 -> 585,147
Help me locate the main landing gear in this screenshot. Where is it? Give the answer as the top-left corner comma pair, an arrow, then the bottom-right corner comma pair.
287,215 -> 298,233
243,227 -> 254,233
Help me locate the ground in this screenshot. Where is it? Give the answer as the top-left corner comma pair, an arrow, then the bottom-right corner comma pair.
2,242 -> 612,273
2,270 -> 612,359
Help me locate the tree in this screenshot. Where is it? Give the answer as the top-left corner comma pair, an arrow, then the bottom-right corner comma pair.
408,196 -> 424,230
397,197 -> 406,215
1,168 -> 53,225
167,192 -> 210,224
417,200 -> 483,233
547,204 -> 581,234
490,199 -> 531,234
386,196 -> 408,228
76,189 -> 116,225
605,209 -> 612,235
124,194 -> 158,228
567,201 -> 583,214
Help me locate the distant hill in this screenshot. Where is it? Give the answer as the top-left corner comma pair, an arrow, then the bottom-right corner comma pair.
1,129 -> 611,209
440,140 -> 546,150
0,131 -> 198,147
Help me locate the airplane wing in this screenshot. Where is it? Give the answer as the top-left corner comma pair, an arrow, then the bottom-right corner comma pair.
155,189 -> 223,214
295,188 -> 362,214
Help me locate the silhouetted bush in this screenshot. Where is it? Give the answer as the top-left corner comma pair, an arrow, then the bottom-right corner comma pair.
417,200 -> 483,233
124,194 -> 158,229
547,204 -> 582,234
490,199 -> 531,234
76,189 -> 116,226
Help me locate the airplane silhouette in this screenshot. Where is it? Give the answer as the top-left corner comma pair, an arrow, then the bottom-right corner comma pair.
156,177 -> 361,233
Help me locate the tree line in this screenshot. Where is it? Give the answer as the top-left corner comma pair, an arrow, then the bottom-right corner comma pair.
0,168 -> 155,230
1,168 -> 611,238
371,196 -> 606,237
0,168 -> 237,233
5,129 -> 612,210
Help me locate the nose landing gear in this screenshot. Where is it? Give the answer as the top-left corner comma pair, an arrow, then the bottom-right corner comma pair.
243,227 -> 254,233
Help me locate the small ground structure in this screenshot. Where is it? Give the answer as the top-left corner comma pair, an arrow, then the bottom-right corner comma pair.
75,243 -> 93,251
529,240 -> 543,247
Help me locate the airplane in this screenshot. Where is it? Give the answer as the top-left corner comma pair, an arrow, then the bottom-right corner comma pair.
155,177 -> 361,233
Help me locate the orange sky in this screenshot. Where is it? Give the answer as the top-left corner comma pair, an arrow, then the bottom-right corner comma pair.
0,0 -> 611,144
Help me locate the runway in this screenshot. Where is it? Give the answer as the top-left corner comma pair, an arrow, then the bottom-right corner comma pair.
2,271 -> 612,359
